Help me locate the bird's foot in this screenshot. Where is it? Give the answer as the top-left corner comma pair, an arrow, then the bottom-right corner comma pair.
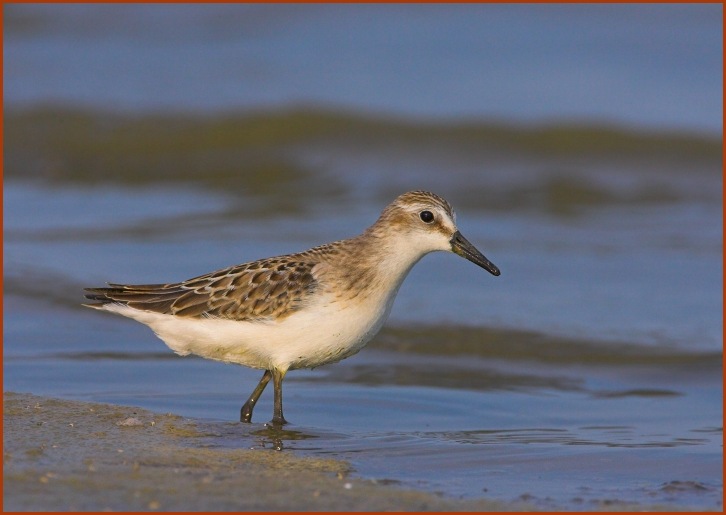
240,403 -> 254,423
267,415 -> 288,427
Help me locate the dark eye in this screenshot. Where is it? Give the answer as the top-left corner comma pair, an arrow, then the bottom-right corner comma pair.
419,210 -> 434,223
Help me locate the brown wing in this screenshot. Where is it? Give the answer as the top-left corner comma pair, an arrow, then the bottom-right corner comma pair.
84,257 -> 318,322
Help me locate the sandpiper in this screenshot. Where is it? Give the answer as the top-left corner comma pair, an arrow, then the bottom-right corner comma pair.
84,191 -> 500,425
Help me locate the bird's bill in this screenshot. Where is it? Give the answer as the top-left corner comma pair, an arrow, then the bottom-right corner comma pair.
450,231 -> 500,276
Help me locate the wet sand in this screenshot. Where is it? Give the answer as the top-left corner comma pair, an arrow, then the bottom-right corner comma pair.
5,392 -> 707,512
4,392 -> 527,511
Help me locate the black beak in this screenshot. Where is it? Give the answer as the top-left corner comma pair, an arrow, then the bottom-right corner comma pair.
450,231 -> 500,276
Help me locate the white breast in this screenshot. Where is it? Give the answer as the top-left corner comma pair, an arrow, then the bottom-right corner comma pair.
99,286 -> 398,372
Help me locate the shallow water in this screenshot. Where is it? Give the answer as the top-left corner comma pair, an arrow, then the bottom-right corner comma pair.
4,170 -> 722,509
3,4 -> 723,511
4,3 -> 722,132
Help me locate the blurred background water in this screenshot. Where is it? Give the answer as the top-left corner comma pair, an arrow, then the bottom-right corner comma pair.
3,3 -> 723,510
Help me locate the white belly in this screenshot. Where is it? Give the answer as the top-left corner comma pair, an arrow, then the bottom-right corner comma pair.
99,289 -> 396,372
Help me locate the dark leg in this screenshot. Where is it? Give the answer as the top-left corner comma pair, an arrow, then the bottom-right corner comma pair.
240,370 -> 272,423
271,368 -> 288,426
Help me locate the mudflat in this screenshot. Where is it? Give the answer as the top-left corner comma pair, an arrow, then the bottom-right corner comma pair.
4,392 -> 522,511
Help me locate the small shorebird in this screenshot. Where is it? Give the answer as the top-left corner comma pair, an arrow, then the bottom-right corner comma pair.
84,191 -> 500,425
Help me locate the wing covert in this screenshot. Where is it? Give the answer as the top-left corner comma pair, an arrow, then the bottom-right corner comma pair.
84,258 -> 319,322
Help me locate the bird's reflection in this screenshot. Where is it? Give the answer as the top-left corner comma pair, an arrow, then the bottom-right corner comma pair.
198,419 -> 337,452
250,423 -> 319,451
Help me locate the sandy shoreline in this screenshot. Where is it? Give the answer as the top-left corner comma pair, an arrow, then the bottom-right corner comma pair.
4,393 -> 712,512
4,392 -> 531,511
